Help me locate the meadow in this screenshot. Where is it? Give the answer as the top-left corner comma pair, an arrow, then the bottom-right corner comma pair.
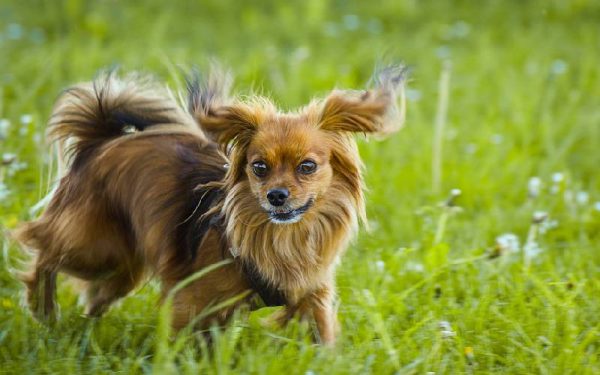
0,0 -> 599,373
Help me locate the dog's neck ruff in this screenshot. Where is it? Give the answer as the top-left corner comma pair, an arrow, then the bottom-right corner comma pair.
222,181 -> 359,297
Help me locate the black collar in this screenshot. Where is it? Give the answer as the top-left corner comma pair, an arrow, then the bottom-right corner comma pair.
240,259 -> 287,307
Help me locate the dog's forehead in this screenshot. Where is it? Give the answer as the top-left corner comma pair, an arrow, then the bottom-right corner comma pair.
248,116 -> 328,161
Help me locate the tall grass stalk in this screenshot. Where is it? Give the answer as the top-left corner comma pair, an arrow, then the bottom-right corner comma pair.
432,61 -> 451,195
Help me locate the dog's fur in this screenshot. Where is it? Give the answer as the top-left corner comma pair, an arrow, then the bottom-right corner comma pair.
14,66 -> 406,345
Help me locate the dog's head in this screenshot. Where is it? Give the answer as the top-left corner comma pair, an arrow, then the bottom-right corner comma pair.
188,65 -> 407,225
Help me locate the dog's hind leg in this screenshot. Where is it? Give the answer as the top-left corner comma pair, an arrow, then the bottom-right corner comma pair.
21,261 -> 59,322
84,266 -> 143,317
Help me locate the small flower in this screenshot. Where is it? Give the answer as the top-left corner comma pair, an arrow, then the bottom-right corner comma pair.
551,172 -> 564,183
551,59 -> 568,75
406,261 -> 424,273
375,260 -> 385,272
575,191 -> 589,205
532,211 -> 548,224
490,134 -> 504,145
464,143 -> 477,155
539,219 -> 558,234
7,23 -> 24,40
495,233 -> 520,254
0,182 -> 10,200
450,21 -> 471,38
524,240 -> 542,260
528,177 -> 542,198
342,14 -> 360,30
450,188 -> 462,197
464,346 -> 475,365
439,320 -> 456,339
2,153 -> 16,166
0,118 -> 9,139
594,202 -> 600,212
20,114 -> 33,124
436,45 -> 451,59
443,188 -> 462,208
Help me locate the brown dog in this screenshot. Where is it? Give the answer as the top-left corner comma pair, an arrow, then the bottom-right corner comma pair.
14,66 -> 406,345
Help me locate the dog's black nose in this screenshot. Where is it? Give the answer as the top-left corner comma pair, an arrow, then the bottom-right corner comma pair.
267,188 -> 289,206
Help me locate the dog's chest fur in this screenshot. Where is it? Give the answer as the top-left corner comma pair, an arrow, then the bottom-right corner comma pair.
221,181 -> 358,301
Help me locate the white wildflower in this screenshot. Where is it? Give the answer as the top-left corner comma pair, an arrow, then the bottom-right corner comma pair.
439,321 -> 456,339
551,172 -> 564,183
2,153 -> 16,165
7,23 -> 24,40
464,143 -> 477,155
490,134 -> 504,144
528,177 -> 542,198
436,45 -> 451,59
20,114 -> 33,124
539,219 -> 558,234
450,21 -> 470,38
406,261 -> 424,273
496,233 -> 520,253
524,241 -> 542,260
342,14 -> 360,30
0,183 -> 10,200
532,211 -> 548,223
375,260 -> 385,272
576,191 -> 589,205
0,119 -> 9,138
551,59 -> 568,75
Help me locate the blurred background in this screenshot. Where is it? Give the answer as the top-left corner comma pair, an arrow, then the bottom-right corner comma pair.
0,0 -> 599,373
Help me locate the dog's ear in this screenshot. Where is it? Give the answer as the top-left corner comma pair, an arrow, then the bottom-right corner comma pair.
187,67 -> 257,150
319,65 -> 407,136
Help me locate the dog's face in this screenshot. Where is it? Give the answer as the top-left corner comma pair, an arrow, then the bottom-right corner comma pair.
245,121 -> 333,224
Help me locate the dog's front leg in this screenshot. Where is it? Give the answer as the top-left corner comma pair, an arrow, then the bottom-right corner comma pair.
267,284 -> 337,345
308,285 -> 337,346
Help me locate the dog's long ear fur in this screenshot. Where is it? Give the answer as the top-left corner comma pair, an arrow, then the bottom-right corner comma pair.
319,65 -> 407,136
187,67 -> 257,152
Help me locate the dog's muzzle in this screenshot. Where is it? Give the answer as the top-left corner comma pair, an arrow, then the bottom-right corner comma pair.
268,198 -> 314,224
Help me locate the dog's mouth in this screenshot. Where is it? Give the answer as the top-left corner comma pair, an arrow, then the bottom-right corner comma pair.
268,198 -> 314,224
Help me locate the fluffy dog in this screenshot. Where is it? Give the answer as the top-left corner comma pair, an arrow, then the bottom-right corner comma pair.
14,65 -> 406,345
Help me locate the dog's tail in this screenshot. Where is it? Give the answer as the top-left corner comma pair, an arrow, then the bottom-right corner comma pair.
48,70 -> 188,169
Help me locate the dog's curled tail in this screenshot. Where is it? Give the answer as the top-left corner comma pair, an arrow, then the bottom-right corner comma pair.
48,71 -> 187,168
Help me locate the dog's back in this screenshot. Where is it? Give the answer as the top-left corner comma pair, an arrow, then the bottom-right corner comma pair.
14,72 -> 228,319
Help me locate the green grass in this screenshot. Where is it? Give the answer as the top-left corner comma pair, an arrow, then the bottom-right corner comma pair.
1,0 -> 599,373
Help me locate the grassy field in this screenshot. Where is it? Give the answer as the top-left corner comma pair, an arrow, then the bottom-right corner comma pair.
1,0 -> 599,373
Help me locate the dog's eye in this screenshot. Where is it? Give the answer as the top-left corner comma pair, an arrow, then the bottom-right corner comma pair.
252,161 -> 268,177
297,160 -> 317,175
